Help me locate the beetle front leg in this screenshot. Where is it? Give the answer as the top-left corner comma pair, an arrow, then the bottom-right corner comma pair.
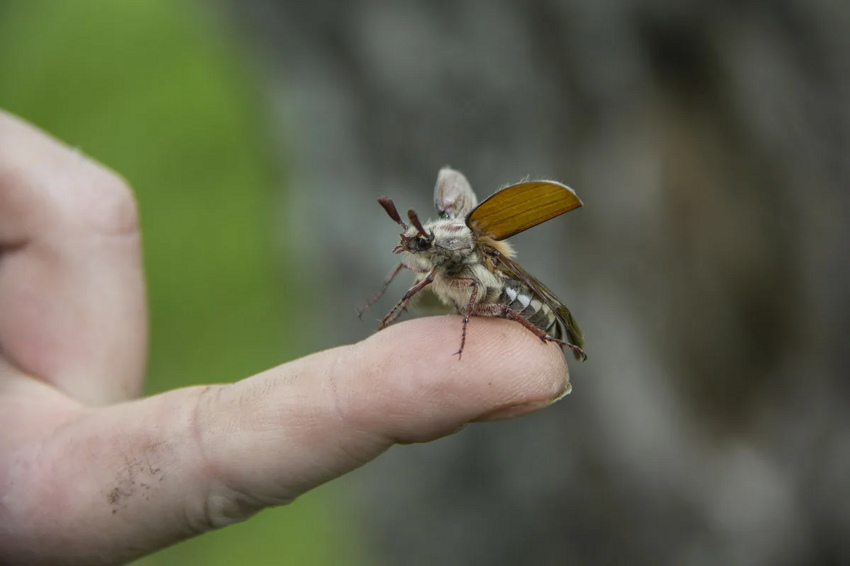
379,271 -> 435,329
357,263 -> 405,319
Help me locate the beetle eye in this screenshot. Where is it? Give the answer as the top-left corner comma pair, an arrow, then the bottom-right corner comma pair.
405,232 -> 433,252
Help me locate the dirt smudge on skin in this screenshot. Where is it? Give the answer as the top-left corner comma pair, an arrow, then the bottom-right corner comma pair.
107,440 -> 170,515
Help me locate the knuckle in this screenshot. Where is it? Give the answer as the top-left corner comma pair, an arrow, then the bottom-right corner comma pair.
188,385 -> 269,531
71,166 -> 140,236
0,148 -> 141,240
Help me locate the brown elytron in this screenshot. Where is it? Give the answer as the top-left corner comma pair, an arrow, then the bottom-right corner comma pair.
468,181 -> 583,241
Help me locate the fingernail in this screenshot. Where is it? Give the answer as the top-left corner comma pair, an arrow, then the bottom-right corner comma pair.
471,380 -> 572,423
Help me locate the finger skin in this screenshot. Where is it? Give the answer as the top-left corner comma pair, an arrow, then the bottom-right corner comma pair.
0,316 -> 570,565
0,110 -> 147,404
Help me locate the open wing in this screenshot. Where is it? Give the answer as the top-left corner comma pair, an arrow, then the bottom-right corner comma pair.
467,180 -> 582,240
434,167 -> 478,219
482,244 -> 586,361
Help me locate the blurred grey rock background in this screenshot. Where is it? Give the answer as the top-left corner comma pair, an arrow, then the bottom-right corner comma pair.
230,1 -> 850,564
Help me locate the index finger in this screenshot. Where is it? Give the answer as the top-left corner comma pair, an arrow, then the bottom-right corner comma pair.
3,316 -> 570,565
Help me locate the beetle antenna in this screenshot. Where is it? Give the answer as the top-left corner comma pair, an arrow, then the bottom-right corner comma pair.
378,197 -> 408,230
407,209 -> 429,238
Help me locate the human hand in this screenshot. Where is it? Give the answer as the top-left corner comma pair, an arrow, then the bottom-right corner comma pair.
0,110 -> 571,565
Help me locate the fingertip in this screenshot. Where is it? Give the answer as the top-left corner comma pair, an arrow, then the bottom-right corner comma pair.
340,316 -> 571,441
364,315 -> 569,389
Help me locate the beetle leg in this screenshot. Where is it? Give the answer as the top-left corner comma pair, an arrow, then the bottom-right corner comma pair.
449,278 -> 479,360
379,271 -> 435,329
357,263 -> 405,319
502,305 -> 587,360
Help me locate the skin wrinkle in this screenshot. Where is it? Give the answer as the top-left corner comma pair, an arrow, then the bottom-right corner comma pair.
330,342 -> 384,438
0,237 -> 28,254
335,345 -> 400,468
334,345 -> 396,461
189,385 -> 221,533
190,385 -> 274,530
0,251 -> 36,382
325,345 -> 376,466
341,342 -> 395,434
190,384 -> 283,528
259,348 -> 379,492
4,409 -> 76,541
0,345 -> 31,393
356,339 -> 429,443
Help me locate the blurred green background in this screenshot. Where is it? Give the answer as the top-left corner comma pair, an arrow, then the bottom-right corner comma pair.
0,1 -> 358,564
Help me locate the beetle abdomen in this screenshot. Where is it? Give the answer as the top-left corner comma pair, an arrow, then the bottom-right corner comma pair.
500,281 -> 557,337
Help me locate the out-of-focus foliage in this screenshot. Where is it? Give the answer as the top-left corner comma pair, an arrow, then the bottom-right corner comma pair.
0,1 -> 356,564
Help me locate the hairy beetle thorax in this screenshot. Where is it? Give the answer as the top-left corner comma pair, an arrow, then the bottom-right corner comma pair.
428,219 -> 475,259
